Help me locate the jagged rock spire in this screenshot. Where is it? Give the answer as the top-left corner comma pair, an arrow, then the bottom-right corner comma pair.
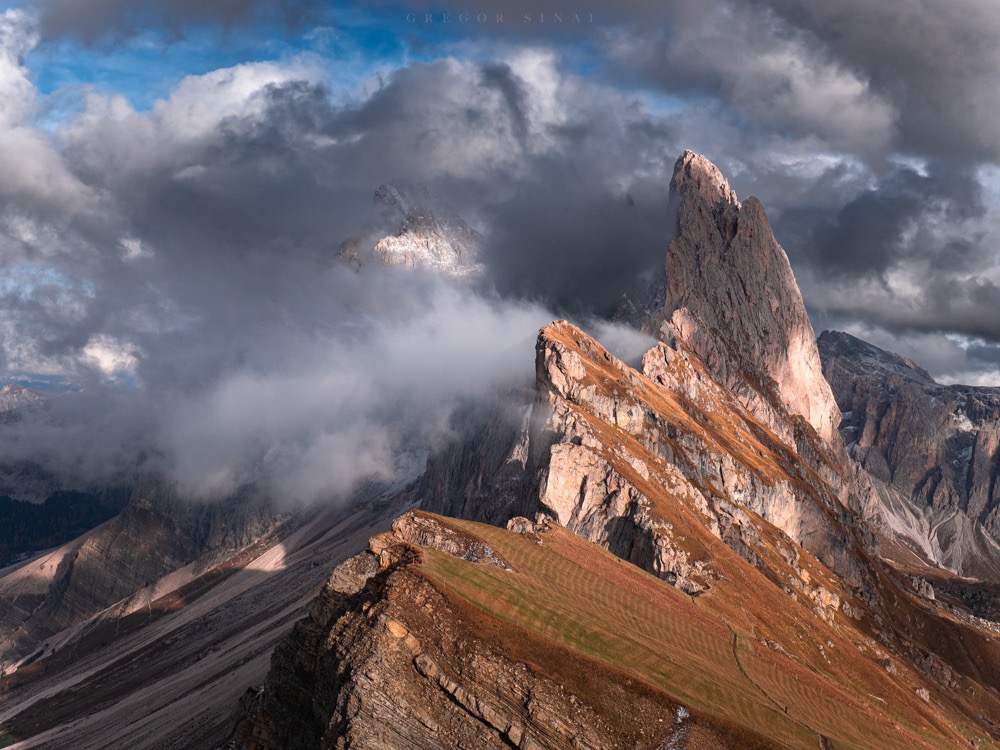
662,151 -> 840,445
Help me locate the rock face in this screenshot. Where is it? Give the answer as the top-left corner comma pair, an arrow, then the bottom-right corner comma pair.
338,183 -> 482,278
233,514 -> 697,750
660,151 -> 840,447
819,330 -> 1000,578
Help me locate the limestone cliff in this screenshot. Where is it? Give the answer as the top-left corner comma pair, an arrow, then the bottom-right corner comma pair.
660,151 -> 840,447
529,320 -> 865,597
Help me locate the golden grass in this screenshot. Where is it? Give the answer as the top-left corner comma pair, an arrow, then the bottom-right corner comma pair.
414,513 -> 995,750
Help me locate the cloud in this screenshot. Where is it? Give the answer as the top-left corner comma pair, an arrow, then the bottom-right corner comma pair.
26,0 -> 321,43
599,1 -> 896,158
160,281 -> 549,502
4,0 -> 1000,504
755,0 -> 1000,162
0,41 -> 683,501
0,10 -> 37,127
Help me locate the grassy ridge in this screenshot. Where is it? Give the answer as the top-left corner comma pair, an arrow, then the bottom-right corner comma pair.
416,514 -> 991,750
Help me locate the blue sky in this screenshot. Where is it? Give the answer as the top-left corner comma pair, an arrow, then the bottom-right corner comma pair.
23,4 -> 414,113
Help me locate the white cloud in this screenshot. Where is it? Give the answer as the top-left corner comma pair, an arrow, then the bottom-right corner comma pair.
0,10 -> 37,129
603,2 -> 896,157
82,334 -> 140,381
162,284 -> 550,503
59,57 -> 327,183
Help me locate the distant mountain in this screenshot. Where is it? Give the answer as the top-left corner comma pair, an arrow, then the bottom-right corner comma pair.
820,329 -> 1000,579
0,384 -> 43,414
338,182 -> 483,278
0,489 -> 129,568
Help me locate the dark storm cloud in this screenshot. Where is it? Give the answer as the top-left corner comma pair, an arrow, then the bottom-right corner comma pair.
966,342 -> 1000,368
240,57 -> 677,314
27,0 -> 320,42
754,0 -> 1000,161
479,63 -> 529,145
478,160 -> 669,314
782,165 -> 986,278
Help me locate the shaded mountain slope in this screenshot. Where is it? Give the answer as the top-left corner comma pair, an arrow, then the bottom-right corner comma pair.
0,493 -> 401,750
0,481 -> 279,671
0,489 -> 129,568
820,329 -> 1000,579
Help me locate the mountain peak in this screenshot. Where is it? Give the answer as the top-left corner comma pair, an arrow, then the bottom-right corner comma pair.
817,330 -> 934,384
0,383 -> 44,413
338,182 -> 482,277
661,151 -> 840,445
669,150 -> 739,208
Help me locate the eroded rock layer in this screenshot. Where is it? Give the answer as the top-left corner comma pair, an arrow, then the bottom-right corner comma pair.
235,512 -> 1000,750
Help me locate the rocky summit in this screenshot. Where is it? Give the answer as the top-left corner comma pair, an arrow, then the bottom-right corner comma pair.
5,152 -> 1000,749
338,182 -> 483,278
660,151 -> 841,448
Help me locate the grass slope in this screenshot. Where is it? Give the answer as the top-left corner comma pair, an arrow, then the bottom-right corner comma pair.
414,512 -> 996,750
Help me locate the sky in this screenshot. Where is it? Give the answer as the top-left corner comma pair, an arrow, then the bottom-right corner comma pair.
0,0 -> 998,501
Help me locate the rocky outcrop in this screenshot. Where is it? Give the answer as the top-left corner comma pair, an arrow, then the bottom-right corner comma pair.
659,151 -> 840,447
235,511 -> 1000,750
819,329 -> 1000,578
419,317 -> 866,608
338,183 -> 482,277
530,320 -> 865,597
